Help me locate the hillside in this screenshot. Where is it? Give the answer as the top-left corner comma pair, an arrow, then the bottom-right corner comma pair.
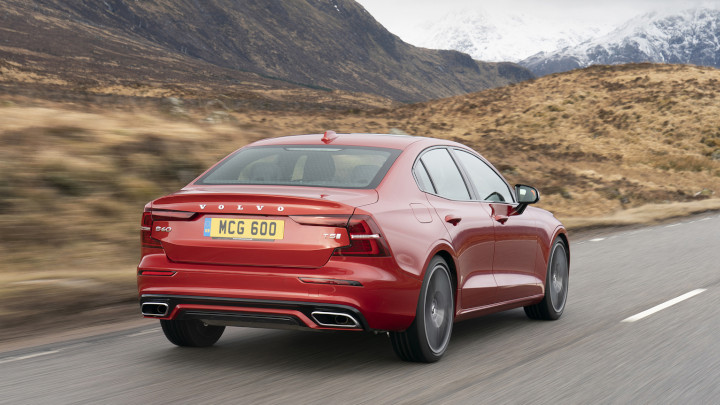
0,0 -> 532,102
390,63 -> 720,223
2,63 -> 718,267
1,64 -> 719,339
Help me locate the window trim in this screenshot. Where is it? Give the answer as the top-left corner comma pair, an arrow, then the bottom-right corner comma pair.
412,159 -> 437,194
411,145 -> 517,204
449,147 -> 516,204
412,146 -> 473,202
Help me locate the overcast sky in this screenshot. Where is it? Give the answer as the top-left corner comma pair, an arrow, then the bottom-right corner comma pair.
356,0 -> 720,45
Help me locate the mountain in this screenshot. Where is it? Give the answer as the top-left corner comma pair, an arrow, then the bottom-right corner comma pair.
0,0 -> 532,102
522,8 -> 720,76
407,8 -> 610,63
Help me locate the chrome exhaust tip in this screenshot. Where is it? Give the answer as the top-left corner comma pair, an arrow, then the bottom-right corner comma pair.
141,302 -> 169,317
310,311 -> 360,328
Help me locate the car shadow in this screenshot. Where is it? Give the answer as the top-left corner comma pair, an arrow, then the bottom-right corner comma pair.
147,308 -> 532,370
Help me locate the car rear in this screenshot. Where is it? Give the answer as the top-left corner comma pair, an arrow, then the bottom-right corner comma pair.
137,136 -> 423,332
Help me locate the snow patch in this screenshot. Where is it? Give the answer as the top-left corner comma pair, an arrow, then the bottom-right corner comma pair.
330,0 -> 340,13
407,7 -> 612,62
523,7 -> 720,72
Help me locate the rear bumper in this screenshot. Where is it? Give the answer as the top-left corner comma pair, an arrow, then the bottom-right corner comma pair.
140,294 -> 369,331
137,253 -> 421,331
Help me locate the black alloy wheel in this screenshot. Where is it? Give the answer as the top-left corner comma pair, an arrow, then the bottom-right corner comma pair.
524,238 -> 569,320
390,256 -> 454,362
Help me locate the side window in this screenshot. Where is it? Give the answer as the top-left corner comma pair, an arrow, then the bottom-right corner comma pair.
453,149 -> 514,203
413,161 -> 435,193
420,148 -> 471,200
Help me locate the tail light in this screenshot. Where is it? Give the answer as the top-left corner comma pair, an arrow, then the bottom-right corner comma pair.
334,215 -> 389,257
289,215 -> 350,227
140,206 -> 196,257
141,208 -> 161,250
289,214 -> 390,257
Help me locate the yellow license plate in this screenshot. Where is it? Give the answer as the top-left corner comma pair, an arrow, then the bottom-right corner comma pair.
203,218 -> 284,240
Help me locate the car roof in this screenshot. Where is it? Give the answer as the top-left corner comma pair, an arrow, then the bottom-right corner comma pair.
249,133 -> 462,150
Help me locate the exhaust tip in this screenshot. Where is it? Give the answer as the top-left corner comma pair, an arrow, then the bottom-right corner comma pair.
310,311 -> 360,328
141,302 -> 169,317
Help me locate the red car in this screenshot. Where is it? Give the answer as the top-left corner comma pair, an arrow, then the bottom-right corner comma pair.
138,132 -> 569,362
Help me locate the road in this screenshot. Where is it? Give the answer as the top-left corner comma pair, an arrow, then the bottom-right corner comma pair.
2,213 -> 719,404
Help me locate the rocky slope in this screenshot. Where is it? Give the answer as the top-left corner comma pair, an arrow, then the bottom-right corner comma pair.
522,8 -> 720,76
0,0 -> 532,102
407,7 -> 610,63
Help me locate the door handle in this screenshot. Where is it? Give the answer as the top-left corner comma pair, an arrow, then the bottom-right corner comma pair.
493,214 -> 508,224
445,215 -> 462,226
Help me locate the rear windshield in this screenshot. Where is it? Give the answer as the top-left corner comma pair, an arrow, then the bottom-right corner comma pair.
196,145 -> 401,189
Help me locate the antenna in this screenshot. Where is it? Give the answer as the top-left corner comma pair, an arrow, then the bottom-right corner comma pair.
321,130 -> 338,144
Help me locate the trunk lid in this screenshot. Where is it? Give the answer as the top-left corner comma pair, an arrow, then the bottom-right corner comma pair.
149,187 -> 377,268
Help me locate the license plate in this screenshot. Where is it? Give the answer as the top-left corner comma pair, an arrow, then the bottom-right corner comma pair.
203,218 -> 284,240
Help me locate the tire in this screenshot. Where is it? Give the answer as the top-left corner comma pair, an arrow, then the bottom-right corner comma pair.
524,237 -> 569,320
160,319 -> 225,347
390,256 -> 454,362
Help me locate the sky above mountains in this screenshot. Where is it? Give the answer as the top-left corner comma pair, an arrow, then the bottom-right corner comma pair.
356,0 -> 720,47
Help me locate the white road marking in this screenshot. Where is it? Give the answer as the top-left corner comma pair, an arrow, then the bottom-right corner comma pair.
0,350 -> 61,365
128,330 -> 157,337
622,289 -> 707,323
589,238 -> 605,242
665,223 -> 682,228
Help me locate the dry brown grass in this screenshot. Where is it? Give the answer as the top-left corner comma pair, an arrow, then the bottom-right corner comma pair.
1,63 -> 719,338
389,63 -> 720,218
2,63 -> 720,274
561,198 -> 720,229
0,105 -> 253,269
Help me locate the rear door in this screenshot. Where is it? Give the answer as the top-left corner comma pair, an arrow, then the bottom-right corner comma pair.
415,148 -> 497,310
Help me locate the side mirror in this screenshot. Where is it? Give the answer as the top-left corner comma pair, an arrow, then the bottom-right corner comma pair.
513,185 -> 540,215
516,184 -> 540,204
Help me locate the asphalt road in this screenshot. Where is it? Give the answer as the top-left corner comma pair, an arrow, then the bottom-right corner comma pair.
2,212 -> 719,404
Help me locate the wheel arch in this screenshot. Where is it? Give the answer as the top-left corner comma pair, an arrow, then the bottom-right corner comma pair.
433,249 -> 458,293
554,227 -> 570,270
424,245 -> 459,316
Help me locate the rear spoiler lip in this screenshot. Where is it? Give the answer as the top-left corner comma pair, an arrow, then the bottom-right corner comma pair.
151,189 -> 378,216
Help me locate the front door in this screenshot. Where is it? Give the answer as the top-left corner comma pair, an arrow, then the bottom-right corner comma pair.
451,149 -> 541,303
489,203 -> 542,301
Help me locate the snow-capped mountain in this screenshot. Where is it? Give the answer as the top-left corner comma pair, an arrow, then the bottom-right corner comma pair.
409,8 -> 612,63
522,8 -> 720,76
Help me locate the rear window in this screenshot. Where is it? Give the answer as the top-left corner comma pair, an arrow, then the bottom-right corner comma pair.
196,145 -> 401,189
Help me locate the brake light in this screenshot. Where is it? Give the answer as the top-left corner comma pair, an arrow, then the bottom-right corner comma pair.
140,207 -> 196,256
141,209 -> 161,249
152,210 -> 197,221
289,215 -> 350,227
334,215 -> 389,257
